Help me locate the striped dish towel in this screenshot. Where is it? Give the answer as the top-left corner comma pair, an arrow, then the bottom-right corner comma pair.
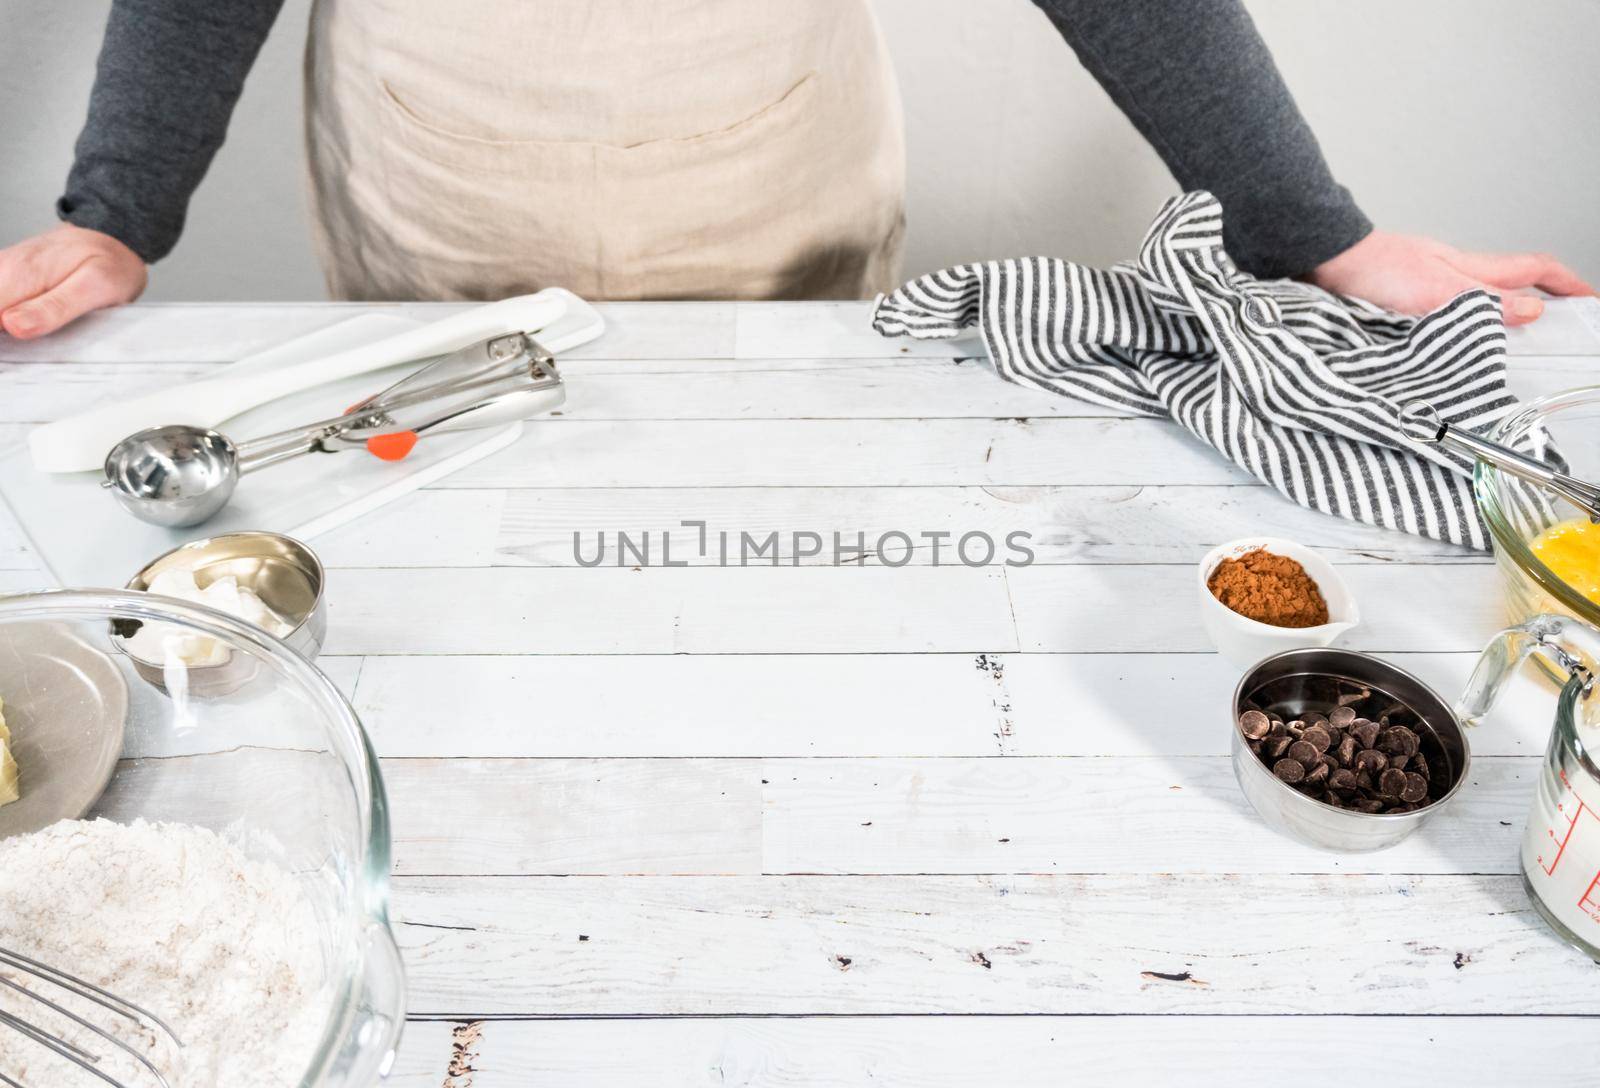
872,191 -> 1513,550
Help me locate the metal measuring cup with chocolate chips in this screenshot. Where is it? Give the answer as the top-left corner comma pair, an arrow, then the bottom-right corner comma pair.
1230,648 -> 1471,852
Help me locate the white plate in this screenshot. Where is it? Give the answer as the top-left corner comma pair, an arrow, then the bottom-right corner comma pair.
0,623 -> 128,838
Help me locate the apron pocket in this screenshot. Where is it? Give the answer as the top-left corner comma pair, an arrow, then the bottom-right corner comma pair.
377,73 -> 818,174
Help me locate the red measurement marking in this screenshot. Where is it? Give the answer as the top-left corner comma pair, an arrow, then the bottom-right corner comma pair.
1581,871 -> 1600,924
1538,770 -> 1597,876
1539,769 -> 1600,921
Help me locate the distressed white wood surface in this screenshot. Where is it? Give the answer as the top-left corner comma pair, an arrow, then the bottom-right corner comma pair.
388,874 -> 1598,1015
2,301 -> 1597,1085
311,563 -> 1504,656
387,1016 -> 1593,1088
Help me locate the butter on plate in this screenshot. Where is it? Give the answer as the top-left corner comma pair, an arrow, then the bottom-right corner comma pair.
0,697 -> 16,806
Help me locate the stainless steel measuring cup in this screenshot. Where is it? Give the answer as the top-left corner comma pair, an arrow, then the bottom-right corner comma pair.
103,331 -> 563,527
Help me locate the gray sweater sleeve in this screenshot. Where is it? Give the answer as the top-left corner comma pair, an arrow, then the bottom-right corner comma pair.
1032,0 -> 1372,279
57,0 -> 285,264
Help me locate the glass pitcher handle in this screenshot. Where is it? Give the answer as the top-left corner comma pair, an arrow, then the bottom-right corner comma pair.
1459,614 -> 1596,726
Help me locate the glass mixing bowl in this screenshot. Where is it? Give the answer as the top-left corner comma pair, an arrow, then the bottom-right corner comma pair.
1476,386 -> 1600,634
0,589 -> 404,1086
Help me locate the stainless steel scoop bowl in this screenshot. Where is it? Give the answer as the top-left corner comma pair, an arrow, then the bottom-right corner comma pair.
103,425 -> 243,528
101,332 -> 564,529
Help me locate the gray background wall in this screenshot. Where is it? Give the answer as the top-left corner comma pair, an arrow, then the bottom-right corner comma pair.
3,0 -> 1596,301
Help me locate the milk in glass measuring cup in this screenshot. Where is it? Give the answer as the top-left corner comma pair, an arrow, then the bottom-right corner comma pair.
1461,614 -> 1600,958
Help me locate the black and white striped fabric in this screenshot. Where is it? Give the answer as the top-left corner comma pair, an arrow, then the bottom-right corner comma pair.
872,191 -> 1514,550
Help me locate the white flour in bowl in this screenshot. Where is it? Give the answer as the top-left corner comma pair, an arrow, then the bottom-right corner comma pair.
0,819 -> 334,1087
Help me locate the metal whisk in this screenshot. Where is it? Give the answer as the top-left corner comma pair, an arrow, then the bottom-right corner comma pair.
0,946 -> 181,1088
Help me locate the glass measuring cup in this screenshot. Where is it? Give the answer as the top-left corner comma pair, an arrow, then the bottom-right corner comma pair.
1461,613 -> 1600,959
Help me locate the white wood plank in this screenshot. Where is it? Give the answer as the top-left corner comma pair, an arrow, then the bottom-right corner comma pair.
372,755 -> 1530,876
2,299 -> 1586,365
565,302 -> 737,360
382,758 -> 761,876
1503,297 -> 1600,356
2,353 -> 1591,424
388,1016 -> 1591,1088
0,301 -> 738,363
439,418 -> 1250,488
0,569 -> 49,594
553,356 -> 1089,418
0,355 -> 1091,423
314,490 -> 505,568
0,305 -> 357,363
318,563 -> 1504,656
758,755 -> 1529,876
0,361 -> 217,422
320,566 -> 1017,656
494,484 -> 1483,567
391,873 -> 1599,1014
347,650 -> 1551,759
99,749 -> 1533,877
351,653 -> 1005,758
734,301 -> 966,359
0,498 -> 38,570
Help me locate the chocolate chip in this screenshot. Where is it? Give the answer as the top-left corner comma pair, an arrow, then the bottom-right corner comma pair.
1239,709 -> 1272,740
1354,749 -> 1388,775
1336,734 -> 1358,767
1274,759 -> 1306,784
1241,681 -> 1442,815
1378,768 -> 1408,799
1400,772 -> 1429,803
1379,726 -> 1419,759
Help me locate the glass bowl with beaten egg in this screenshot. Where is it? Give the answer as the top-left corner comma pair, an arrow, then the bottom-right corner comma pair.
1477,387 -> 1600,639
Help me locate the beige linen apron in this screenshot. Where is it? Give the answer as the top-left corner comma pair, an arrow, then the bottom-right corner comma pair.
303,0 -> 906,302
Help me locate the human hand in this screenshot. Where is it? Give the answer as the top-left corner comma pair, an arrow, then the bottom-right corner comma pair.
0,224 -> 148,340
1307,230 -> 1594,326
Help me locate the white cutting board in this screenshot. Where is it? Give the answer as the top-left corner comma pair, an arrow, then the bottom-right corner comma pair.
0,314 -> 522,588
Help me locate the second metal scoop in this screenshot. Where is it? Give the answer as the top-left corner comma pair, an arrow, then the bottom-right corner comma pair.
103,332 -> 563,528
1400,401 -> 1600,523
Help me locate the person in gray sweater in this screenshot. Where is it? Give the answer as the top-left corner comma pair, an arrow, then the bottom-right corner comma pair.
0,0 -> 1589,338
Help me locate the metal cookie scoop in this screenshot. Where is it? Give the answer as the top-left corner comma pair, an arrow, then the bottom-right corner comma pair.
1399,401 -> 1600,523
103,332 -> 563,528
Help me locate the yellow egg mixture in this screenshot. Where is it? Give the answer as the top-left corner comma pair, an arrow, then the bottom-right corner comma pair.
1531,518 -> 1600,605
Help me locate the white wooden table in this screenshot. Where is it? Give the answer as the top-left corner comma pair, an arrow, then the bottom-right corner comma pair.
4,300 -> 1600,1085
